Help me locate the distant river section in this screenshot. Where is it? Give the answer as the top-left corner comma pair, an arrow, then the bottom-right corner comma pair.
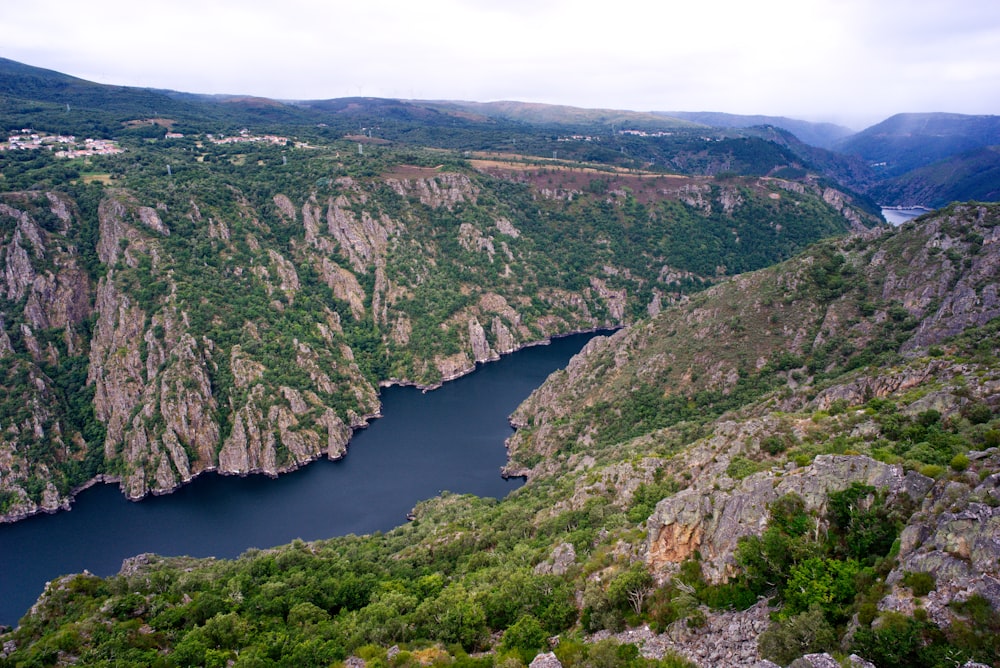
882,206 -> 933,226
0,331 -> 605,627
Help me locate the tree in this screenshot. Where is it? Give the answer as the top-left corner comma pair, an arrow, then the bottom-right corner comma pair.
758,606 -> 836,665
499,614 -> 548,663
607,564 -> 655,616
781,557 -> 862,623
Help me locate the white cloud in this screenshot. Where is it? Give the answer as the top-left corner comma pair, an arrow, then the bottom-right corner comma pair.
1,0 -> 997,126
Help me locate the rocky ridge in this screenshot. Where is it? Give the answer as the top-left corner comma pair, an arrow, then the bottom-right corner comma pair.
2,204 -> 999,667
0,164 -> 867,520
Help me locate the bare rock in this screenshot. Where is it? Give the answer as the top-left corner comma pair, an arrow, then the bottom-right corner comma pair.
648,455 -> 925,582
880,459 -> 1000,627
789,653 -> 860,668
492,316 -> 517,354
529,652 -> 562,668
469,318 -> 495,363
318,257 -> 365,320
535,542 -> 577,576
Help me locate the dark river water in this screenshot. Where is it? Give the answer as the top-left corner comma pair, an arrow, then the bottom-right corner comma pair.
0,331 -> 603,627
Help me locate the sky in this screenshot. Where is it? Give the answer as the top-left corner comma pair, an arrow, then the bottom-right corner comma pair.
2,0 -> 998,129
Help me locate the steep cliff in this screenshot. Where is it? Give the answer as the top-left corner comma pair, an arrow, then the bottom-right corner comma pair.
3,204 -> 999,668
0,141 -> 872,518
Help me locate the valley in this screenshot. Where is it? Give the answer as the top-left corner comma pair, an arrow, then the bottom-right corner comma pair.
1,57 -> 999,668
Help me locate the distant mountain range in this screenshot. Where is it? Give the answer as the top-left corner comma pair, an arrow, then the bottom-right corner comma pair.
834,112 -> 1000,177
656,111 -> 855,149
1,57 -> 997,208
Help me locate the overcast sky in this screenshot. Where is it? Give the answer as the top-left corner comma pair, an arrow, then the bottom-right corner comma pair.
3,0 -> 998,129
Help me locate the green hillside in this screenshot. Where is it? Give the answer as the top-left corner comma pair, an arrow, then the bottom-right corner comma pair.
2,204 -> 998,668
868,145 -> 1000,207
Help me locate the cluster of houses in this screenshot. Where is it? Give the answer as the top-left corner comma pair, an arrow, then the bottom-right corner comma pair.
618,129 -> 675,137
557,134 -> 599,142
2,130 -> 124,157
206,128 -> 290,146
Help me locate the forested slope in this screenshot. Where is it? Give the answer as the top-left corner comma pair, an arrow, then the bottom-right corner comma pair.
2,204 -> 998,668
0,136 -> 871,519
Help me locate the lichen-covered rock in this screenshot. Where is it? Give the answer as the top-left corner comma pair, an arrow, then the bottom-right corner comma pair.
789,654 -> 874,668
529,652 -> 562,668
647,455 -> 931,582
534,542 -> 577,576
879,451 -> 1000,626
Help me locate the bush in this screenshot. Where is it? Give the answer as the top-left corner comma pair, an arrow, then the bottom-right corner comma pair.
499,615 -> 548,663
902,571 -> 936,597
726,456 -> 763,480
963,403 -> 993,425
758,606 -> 836,665
919,464 -> 945,478
762,435 -> 788,455
950,453 -> 970,472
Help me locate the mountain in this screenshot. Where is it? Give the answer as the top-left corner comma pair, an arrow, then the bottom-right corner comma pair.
0,122 -> 876,521
658,111 -> 855,149
426,100 -> 702,131
834,112 -> 1000,179
4,56 -> 1000,667
868,145 -> 1000,207
3,203 -> 998,667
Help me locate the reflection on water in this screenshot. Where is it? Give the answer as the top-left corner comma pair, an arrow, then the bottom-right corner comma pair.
882,206 -> 933,226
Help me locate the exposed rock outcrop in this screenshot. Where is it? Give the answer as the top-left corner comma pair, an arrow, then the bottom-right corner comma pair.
647,455 -> 932,581
878,450 -> 1000,627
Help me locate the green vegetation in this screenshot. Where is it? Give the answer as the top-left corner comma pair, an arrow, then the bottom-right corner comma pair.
3,58 -> 1000,668
0,106 -> 870,510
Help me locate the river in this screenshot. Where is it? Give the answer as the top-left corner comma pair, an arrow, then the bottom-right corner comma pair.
0,331 -> 604,627
882,206 -> 933,226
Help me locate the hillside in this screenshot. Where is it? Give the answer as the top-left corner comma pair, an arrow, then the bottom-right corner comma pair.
0,128 -> 875,521
657,112 -> 854,149
868,145 -> 1000,208
834,112 -> 1000,179
428,101 -> 702,132
2,204 -> 998,668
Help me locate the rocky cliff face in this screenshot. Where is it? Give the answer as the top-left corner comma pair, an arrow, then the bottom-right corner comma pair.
0,160 -> 876,520
879,449 -> 1000,628
507,203 -> 1000,474
646,454 -> 932,581
0,192 -> 93,519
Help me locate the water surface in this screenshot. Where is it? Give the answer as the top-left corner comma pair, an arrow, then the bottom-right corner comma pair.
0,331 -> 603,626
882,206 -> 933,226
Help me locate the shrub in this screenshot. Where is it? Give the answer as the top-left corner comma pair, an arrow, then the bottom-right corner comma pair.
762,435 -> 788,455
902,571 -> 936,597
950,453 -> 970,472
499,615 -> 548,663
726,456 -> 763,480
758,606 -> 836,665
919,464 -> 945,478
963,403 -> 993,425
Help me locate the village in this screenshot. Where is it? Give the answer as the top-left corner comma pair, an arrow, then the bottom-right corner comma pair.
1,130 -> 124,157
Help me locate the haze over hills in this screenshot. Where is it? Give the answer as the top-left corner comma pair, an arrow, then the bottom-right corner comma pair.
4,56 -> 998,208
834,112 -> 1000,178
869,145 -> 1000,208
1,56 -> 1000,667
656,111 -> 855,150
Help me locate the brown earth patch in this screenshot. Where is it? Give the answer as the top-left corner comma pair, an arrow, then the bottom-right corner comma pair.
470,155 -> 697,205
123,118 -> 176,129
382,165 -> 443,179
